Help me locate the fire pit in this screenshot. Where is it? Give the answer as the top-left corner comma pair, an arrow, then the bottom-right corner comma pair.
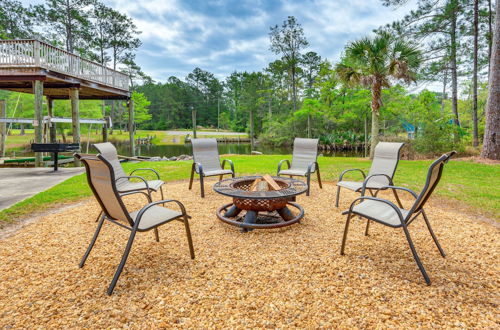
213,175 -> 308,231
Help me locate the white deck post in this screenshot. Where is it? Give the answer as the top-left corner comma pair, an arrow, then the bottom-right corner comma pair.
34,80 -> 44,167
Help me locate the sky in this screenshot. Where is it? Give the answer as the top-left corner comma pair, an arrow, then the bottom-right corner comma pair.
101,0 -> 417,82
23,0 -> 418,83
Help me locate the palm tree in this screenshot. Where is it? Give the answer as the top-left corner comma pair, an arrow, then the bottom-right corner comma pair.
336,32 -> 422,158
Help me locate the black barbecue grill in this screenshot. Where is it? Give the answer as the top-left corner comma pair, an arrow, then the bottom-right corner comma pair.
31,143 -> 80,171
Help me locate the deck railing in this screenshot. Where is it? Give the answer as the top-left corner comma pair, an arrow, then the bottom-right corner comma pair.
0,39 -> 129,91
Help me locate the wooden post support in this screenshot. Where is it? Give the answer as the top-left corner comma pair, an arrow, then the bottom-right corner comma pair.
34,80 -> 44,167
102,122 -> 108,142
128,99 -> 135,156
70,87 -> 80,166
191,106 -> 197,139
47,97 -> 57,143
0,100 -> 6,158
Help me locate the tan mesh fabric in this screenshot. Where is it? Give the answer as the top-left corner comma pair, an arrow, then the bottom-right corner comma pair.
94,142 -> 164,192
83,157 -> 130,224
352,200 -> 409,227
191,138 -> 223,174
93,142 -> 127,180
129,206 -> 182,230
366,142 -> 404,185
278,138 -> 318,176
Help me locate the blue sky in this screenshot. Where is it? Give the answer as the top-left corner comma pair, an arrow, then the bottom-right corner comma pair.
103,0 -> 416,82
24,0 -> 417,82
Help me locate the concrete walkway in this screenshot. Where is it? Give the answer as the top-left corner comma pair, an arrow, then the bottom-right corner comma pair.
0,168 -> 84,211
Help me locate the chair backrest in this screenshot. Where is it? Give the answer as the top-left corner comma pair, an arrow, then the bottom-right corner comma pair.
191,138 -> 222,172
367,142 -> 404,185
409,151 -> 456,215
291,138 -> 319,171
76,153 -> 133,226
93,142 -> 127,180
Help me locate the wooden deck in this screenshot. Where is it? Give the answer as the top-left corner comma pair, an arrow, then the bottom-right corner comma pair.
0,39 -> 130,99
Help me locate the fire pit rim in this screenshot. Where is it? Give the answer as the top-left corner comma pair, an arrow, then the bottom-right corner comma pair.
213,175 -> 308,200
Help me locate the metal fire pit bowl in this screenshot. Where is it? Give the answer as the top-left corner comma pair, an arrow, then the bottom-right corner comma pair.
213,176 -> 308,231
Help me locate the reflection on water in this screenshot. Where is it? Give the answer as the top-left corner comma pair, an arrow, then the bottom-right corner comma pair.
113,141 -> 363,158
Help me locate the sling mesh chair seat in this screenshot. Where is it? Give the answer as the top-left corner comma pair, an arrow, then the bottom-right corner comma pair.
75,153 -> 195,295
94,142 -> 166,198
189,138 -> 235,197
335,142 -> 404,207
340,151 -> 456,285
277,138 -> 322,196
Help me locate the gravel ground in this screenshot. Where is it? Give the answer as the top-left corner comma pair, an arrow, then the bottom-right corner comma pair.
0,180 -> 498,328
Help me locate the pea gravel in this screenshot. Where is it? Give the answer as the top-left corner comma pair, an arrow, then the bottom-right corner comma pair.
0,180 -> 498,328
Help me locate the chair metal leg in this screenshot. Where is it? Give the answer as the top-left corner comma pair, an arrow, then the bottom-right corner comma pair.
219,174 -> 223,181
392,188 -> 404,208
231,172 -> 235,178
95,210 -> 103,222
421,210 -> 446,257
401,225 -> 431,285
154,228 -> 160,242
364,220 -> 370,236
316,168 -> 323,189
188,167 -> 195,190
200,174 -> 205,198
182,215 -> 195,259
340,212 -> 353,255
306,173 -> 311,196
107,228 -> 138,295
335,186 -> 341,207
160,186 -> 165,200
80,214 -> 105,268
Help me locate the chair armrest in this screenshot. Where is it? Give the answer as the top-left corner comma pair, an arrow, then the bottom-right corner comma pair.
134,199 -> 188,226
338,168 -> 366,181
374,185 -> 418,199
277,159 -> 291,175
119,190 -> 152,203
129,168 -> 161,180
348,196 -> 406,225
361,174 -> 393,196
192,162 -> 203,175
221,159 -> 235,174
306,161 -> 319,174
115,175 -> 153,200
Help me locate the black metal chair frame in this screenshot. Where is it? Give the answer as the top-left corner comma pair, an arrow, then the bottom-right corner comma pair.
340,151 -> 456,285
189,159 -> 235,198
76,154 -> 195,295
277,159 -> 322,196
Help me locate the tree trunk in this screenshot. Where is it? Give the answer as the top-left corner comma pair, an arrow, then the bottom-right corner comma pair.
450,0 -> 461,142
481,0 -> 500,159
307,113 -> 311,139
473,0 -> 479,147
250,109 -> 254,149
370,81 -> 382,159
20,124 -> 25,135
441,68 -> 448,113
488,0 -> 493,74
291,61 -> 297,113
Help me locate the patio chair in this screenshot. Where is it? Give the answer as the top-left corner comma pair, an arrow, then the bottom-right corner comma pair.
93,142 -> 165,200
75,153 -> 195,295
189,138 -> 235,198
335,142 -> 404,207
277,138 -> 322,196
340,151 -> 456,285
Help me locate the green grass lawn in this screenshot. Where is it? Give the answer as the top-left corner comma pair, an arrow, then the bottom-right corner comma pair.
0,155 -> 498,226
